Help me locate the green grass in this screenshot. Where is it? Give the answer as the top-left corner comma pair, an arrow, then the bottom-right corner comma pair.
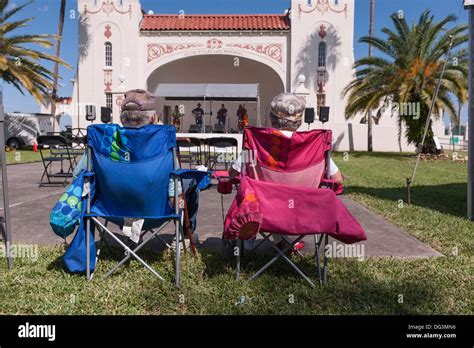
334,152 -> 472,256
5,149 -> 41,164
0,152 -> 472,315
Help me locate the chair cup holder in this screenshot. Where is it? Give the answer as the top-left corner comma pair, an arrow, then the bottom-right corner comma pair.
217,177 -> 233,194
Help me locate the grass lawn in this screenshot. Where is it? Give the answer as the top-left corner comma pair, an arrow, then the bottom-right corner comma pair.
0,152 -> 472,315
5,149 -> 42,164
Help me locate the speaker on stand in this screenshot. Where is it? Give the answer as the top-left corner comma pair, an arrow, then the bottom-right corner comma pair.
319,106 -> 330,129
85,105 -> 96,123
304,107 -> 315,131
101,107 -> 112,123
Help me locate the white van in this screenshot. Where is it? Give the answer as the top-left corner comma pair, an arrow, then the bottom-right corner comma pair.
4,112 -> 59,149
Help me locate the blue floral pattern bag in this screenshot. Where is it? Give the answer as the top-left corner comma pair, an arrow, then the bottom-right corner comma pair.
50,172 -> 85,238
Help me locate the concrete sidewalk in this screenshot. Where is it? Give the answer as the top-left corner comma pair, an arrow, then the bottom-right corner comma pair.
1,162 -> 442,258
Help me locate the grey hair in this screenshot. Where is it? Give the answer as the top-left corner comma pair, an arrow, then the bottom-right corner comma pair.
269,92 -> 305,131
120,110 -> 155,128
269,112 -> 302,131
270,93 -> 305,119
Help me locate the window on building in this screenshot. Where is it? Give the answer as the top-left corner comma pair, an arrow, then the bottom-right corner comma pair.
334,0 -> 339,5
106,93 -> 113,110
105,42 -> 112,67
317,94 -> 326,115
318,42 -> 327,67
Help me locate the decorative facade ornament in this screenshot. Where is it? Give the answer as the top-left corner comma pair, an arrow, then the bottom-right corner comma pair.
103,69 -> 112,92
147,43 -> 202,62
206,38 -> 223,49
84,0 -> 132,19
317,81 -> 325,94
227,43 -> 283,63
104,24 -> 112,39
298,0 -> 347,18
318,24 -> 327,39
147,41 -> 283,64
116,95 -> 124,107
317,70 -> 327,92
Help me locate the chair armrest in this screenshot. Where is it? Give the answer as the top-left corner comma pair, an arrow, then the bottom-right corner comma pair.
171,169 -> 211,181
320,178 -> 344,195
213,170 -> 240,185
83,171 -> 95,178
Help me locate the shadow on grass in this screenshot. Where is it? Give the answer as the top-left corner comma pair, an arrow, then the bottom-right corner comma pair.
47,233 -> 173,275
200,247 -> 440,314
334,151 -> 413,160
45,236 -> 443,314
348,183 -> 468,218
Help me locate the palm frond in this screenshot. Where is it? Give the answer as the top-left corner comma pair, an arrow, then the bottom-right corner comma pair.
344,9 -> 468,152
0,1 -> 32,24
0,0 -> 71,103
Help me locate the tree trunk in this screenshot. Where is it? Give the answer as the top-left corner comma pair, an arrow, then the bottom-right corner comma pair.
51,0 -> 66,132
398,116 -> 403,153
367,0 -> 375,152
454,103 -> 462,152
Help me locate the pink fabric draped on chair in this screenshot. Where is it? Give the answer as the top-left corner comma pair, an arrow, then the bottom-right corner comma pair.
223,127 -> 367,244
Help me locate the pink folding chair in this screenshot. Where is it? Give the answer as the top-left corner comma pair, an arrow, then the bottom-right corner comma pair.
223,127 -> 367,287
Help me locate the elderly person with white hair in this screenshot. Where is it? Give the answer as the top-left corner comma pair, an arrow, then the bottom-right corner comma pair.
73,89 -> 200,245
229,92 -> 343,252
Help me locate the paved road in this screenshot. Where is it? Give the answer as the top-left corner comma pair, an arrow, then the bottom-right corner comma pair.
0,162 -> 441,259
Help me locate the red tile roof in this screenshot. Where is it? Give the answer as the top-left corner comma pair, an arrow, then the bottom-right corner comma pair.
55,97 -> 72,104
140,14 -> 290,31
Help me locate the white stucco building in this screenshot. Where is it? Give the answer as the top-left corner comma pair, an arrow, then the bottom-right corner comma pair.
61,0 -> 445,151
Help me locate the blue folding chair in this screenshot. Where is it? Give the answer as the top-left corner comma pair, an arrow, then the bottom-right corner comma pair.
83,124 -> 209,286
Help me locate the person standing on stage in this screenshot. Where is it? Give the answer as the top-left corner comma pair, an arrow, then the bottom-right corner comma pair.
237,104 -> 249,132
237,104 -> 243,131
217,104 -> 228,128
192,103 -> 204,131
172,105 -> 183,132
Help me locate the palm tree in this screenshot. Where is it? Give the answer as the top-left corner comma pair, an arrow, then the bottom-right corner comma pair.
343,10 -> 468,153
50,0 -> 66,131
367,0 -> 375,152
0,0 -> 71,103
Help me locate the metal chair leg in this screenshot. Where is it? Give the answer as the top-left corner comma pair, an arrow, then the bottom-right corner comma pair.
86,216 -> 91,280
322,234 -> 329,285
236,239 -> 242,281
315,235 -> 322,281
249,235 -> 315,288
175,219 -> 181,288
90,229 -> 105,280
92,218 -> 165,281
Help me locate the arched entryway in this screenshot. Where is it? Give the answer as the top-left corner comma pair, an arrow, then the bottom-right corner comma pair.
146,55 -> 285,132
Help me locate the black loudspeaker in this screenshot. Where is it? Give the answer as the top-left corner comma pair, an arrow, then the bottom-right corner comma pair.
214,124 -> 225,133
101,107 -> 112,123
85,105 -> 96,121
188,125 -> 199,133
319,106 -> 330,123
304,107 -> 315,124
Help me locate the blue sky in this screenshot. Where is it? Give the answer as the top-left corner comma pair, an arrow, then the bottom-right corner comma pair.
0,0 -> 468,123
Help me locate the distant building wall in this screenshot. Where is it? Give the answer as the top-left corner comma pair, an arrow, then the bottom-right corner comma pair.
70,0 -> 446,152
